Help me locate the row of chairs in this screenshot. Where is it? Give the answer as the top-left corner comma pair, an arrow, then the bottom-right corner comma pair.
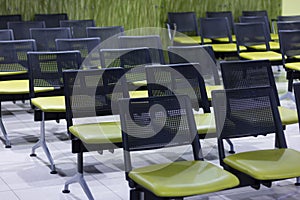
60,57 -> 300,199
0,13 -> 69,29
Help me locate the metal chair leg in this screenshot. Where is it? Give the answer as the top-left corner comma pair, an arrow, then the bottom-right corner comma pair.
225,139 -> 235,154
62,152 -> 95,200
295,177 -> 300,186
0,117 -> 11,148
30,111 -> 57,174
62,173 -> 94,200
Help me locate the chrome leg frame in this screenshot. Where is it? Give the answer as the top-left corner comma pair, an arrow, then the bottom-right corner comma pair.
30,111 -> 57,174
62,152 -> 95,200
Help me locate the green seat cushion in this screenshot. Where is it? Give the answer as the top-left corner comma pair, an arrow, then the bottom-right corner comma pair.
239,51 -> 282,61
31,96 -> 65,112
129,160 -> 239,197
132,80 -> 147,87
211,43 -> 246,52
0,80 -> 54,94
213,35 -> 236,43
278,106 -> 298,125
194,113 -> 216,134
271,33 -> 279,41
206,85 -> 223,101
173,36 -> 211,44
69,121 -> 122,144
249,41 -> 280,51
0,70 -> 27,76
224,148 -> 300,180
129,90 -> 148,98
285,62 -> 300,71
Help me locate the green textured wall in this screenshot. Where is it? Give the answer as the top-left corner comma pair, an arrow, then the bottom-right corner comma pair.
0,0 -> 281,30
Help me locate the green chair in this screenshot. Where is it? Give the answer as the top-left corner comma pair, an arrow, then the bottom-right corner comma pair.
62,68 -> 129,200
119,95 -> 239,199
212,86 -> 300,190
234,22 -> 282,65
199,17 -> 246,59
167,12 -> 211,45
206,11 -> 236,43
27,50 -> 82,174
220,59 -> 298,127
0,39 -> 37,147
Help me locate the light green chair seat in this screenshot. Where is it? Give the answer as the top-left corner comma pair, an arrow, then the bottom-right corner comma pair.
69,121 -> 122,144
211,43 -> 246,52
0,80 -> 54,94
278,106 -> 298,125
129,160 -> 239,197
129,90 -> 148,98
31,96 -> 65,112
271,33 -> 279,41
173,36 -> 211,45
239,51 -> 282,61
194,113 -> 216,134
213,35 -> 236,43
206,85 -> 223,100
224,148 -> 300,180
249,41 -> 280,51
0,70 -> 27,76
285,62 -> 300,71
132,80 -> 147,87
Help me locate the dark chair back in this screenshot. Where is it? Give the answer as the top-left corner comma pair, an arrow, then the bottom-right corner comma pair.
34,13 -> 68,28
278,15 -> 300,21
30,27 -> 71,51
277,21 -> 300,31
27,50 -> 81,98
55,37 -> 101,66
8,21 -> 45,39
168,45 -> 220,85
167,12 -> 199,36
60,19 -> 95,38
0,14 -> 22,29
146,63 -> 211,113
199,17 -> 232,43
206,11 -> 235,34
118,35 -> 165,64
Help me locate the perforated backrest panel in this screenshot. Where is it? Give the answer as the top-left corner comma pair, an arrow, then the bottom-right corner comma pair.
279,30 -> 300,59
34,13 -> 68,28
167,12 -> 199,35
60,20 -> 95,38
8,21 -> 45,40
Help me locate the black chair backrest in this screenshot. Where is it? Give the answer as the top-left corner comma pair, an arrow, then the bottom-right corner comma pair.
242,10 -> 271,27
234,22 -> 270,52
212,87 -> 286,161
168,45 -> 220,85
220,59 -> 280,106
30,27 -> 71,51
145,63 -> 211,113
167,12 -> 199,36
206,11 -> 235,34
55,37 -> 101,66
27,50 -> 81,98
0,14 -> 22,29
0,29 -> 14,40
278,15 -> 300,21
100,47 -> 151,85
277,21 -> 300,31
119,95 -> 202,172
86,26 -> 124,41
63,68 -> 129,128
278,30 -> 300,64
7,21 -> 45,40
118,35 -> 165,64
293,82 -> 300,129
199,17 -> 232,43
34,13 -> 68,28
60,19 -> 95,38
0,39 -> 36,72
239,16 -> 271,40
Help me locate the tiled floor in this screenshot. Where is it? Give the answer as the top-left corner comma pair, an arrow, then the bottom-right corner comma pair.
1,67 -> 300,200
